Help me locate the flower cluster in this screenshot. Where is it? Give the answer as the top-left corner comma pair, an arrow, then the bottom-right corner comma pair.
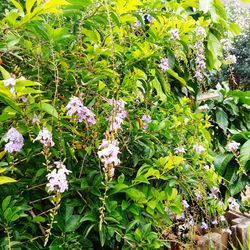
97,139 -> 120,177
159,58 -> 169,72
108,99 -> 127,132
47,161 -> 71,193
65,96 -> 96,126
221,38 -> 237,65
141,115 -> 152,129
226,140 -> 240,152
33,127 -> 55,147
4,127 -> 24,153
193,27 -> 206,82
169,28 -> 180,40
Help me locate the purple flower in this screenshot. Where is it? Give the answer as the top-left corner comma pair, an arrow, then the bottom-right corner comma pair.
20,95 -> 27,103
225,54 -> 237,64
32,114 -> 38,124
182,200 -> 189,209
219,215 -> 226,222
226,141 -> 240,152
196,27 -> 206,37
169,28 -> 180,40
159,58 -> 169,72
221,38 -> 231,51
193,144 -> 206,154
212,219 -> 218,225
193,27 -> 206,82
194,190 -> 202,199
107,99 -> 127,132
46,161 -> 71,193
3,78 -> 16,87
65,96 -> 96,126
4,127 -> 24,153
98,139 -> 120,177
201,222 -> 208,230
209,187 -> 220,199
188,216 -> 194,226
174,146 -> 185,154
142,115 -> 151,129
228,197 -> 238,210
33,127 -> 55,147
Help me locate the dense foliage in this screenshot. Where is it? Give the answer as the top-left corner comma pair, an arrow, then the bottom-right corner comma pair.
0,0 -> 249,249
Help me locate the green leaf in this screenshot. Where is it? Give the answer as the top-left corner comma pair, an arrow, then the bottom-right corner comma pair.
65,215 -> 82,232
214,153 -> 234,175
32,215 -> 46,223
0,176 -> 17,185
132,175 -> 150,184
2,196 -> 11,212
167,69 -> 187,87
0,66 -> 11,79
216,108 -> 228,132
240,139 -> 250,165
125,188 -> 147,203
39,103 -> 58,118
207,33 -> 222,70
26,0 -> 37,14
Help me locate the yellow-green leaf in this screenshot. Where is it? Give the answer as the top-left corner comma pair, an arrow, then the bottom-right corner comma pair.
0,176 -> 17,185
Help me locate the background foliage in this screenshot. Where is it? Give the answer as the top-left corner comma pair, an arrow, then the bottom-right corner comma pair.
0,0 -> 249,249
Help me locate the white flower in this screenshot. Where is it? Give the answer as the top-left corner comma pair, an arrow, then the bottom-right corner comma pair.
197,104 -> 209,112
4,127 -> 24,153
225,54 -> 237,64
3,77 -> 16,86
33,127 -> 55,147
169,28 -> 180,40
228,197 -> 238,210
224,228 -> 232,235
194,190 -> 202,199
219,215 -> 226,222
174,146 -> 185,154
182,200 -> 189,209
203,165 -> 210,170
201,222 -> 208,230
196,27 -> 206,37
46,161 -> 71,193
142,115 -> 152,129
193,144 -> 206,154
212,219 -> 218,225
159,58 -> 169,72
226,141 -> 240,152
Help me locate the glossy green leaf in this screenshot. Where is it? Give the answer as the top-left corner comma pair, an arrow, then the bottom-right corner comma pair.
240,139 -> 250,165
216,108 -> 228,132
214,153 -> 234,175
